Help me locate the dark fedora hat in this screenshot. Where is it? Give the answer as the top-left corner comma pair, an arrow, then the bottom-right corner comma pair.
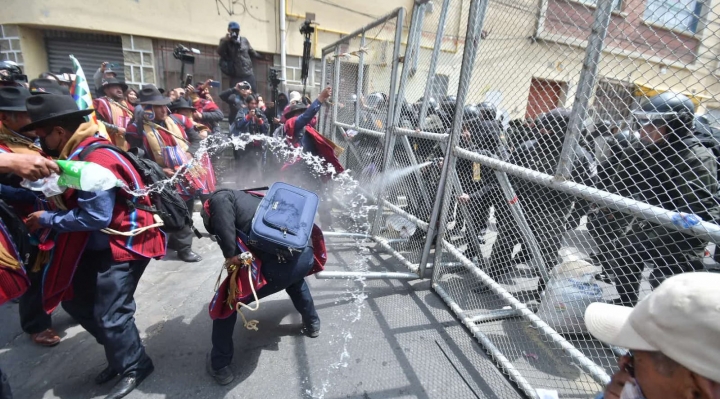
169,97 -> 195,112
28,78 -> 70,96
20,94 -> 93,132
283,103 -> 307,119
0,86 -> 31,112
102,77 -> 128,92
138,85 -> 170,106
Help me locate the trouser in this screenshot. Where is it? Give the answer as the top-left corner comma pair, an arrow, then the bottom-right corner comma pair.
168,224 -> 194,252
0,367 -> 11,399
19,267 -> 52,334
228,75 -> 258,123
233,146 -> 264,188
600,230 -> 704,306
61,249 -> 152,375
488,214 -> 564,289
210,247 -> 319,370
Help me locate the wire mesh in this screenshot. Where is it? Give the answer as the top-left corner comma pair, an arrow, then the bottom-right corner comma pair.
320,0 -> 720,397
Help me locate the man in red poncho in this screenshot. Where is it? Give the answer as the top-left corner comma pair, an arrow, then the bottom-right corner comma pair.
281,86 -> 343,229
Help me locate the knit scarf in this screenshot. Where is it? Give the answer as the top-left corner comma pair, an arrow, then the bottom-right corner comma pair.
104,98 -> 134,150
142,117 -> 189,168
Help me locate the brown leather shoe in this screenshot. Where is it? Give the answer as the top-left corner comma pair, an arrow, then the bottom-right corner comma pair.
31,328 -> 61,347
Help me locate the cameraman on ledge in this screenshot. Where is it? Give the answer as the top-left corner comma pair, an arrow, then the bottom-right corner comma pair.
217,21 -> 262,98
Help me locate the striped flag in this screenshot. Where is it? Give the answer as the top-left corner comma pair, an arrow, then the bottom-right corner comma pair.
69,55 -> 108,138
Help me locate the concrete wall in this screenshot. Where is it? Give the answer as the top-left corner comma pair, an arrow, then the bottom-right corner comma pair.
0,0 -> 413,58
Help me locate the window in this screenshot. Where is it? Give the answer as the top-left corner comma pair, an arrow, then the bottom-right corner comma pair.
576,0 -> 623,10
644,0 -> 703,34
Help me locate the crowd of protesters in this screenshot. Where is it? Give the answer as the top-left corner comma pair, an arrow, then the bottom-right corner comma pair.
1,16 -> 720,398
0,17 -> 342,397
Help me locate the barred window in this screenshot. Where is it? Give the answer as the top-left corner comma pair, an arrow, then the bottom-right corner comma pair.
644,0 -> 703,33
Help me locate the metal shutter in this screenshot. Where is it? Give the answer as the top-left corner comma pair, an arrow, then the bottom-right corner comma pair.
45,30 -> 125,96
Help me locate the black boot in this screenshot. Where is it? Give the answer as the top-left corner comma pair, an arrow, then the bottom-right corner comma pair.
178,249 -> 202,263
95,365 -> 118,385
303,318 -> 320,338
206,355 -> 234,385
104,363 -> 154,399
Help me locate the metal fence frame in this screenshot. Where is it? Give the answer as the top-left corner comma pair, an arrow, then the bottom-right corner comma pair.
316,0 -> 720,397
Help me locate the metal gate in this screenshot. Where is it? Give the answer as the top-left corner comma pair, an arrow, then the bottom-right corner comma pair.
45,30 -> 125,94
318,0 -> 720,397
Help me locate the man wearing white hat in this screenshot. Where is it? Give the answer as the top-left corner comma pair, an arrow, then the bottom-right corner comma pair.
585,272 -> 720,399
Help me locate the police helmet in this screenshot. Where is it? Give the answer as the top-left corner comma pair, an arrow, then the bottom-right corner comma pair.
536,108 -> 570,135
347,93 -> 358,104
462,104 -> 480,124
0,61 -> 27,85
633,92 -> 695,136
476,102 -> 498,121
440,95 -> 457,114
366,92 -> 387,109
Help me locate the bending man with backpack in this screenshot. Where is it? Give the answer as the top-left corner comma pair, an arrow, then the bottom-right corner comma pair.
20,94 -> 166,399
202,184 -> 325,385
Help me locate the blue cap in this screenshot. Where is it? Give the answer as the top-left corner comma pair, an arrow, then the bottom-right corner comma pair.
228,22 -> 240,30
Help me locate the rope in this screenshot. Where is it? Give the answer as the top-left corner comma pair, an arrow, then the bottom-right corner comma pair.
100,214 -> 165,237
234,252 -> 261,331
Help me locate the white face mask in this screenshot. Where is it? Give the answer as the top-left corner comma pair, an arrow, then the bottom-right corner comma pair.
620,382 -> 647,399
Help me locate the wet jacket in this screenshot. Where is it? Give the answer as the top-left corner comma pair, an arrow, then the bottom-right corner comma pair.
598,134 -> 720,249
510,135 -> 594,231
203,189 -> 262,259
456,120 -> 505,201
217,36 -> 261,78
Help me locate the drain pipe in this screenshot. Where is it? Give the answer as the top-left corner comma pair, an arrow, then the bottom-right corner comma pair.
279,0 -> 288,92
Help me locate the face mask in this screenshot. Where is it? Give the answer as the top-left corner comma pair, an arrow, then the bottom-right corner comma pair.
143,105 -> 155,121
39,134 -> 61,158
619,382 -> 646,399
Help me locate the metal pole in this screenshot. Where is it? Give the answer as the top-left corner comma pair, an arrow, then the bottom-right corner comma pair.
332,45 -> 342,135
419,0 -> 492,280
315,270 -> 419,280
279,0 -> 288,93
454,147 -> 720,244
418,0 -> 451,130
439,240 -> 612,386
409,3 -> 426,77
467,309 -> 523,324
320,8 -> 403,54
373,235 -> 421,274
433,283 -> 541,399
319,54 -> 328,134
494,170 -> 551,285
355,32 -> 366,129
555,0 -> 614,179
369,7 -> 408,236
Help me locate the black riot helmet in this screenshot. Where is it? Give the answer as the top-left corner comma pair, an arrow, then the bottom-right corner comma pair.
462,104 -> 480,125
536,108 -> 570,136
440,95 -> 457,116
633,91 -> 695,136
366,92 -> 387,110
0,61 -> 27,86
476,102 -> 498,121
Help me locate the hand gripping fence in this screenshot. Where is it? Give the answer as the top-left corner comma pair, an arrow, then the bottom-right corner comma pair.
317,0 -> 720,396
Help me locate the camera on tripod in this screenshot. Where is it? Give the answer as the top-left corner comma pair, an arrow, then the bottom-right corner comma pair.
269,68 -> 284,88
173,44 -> 199,65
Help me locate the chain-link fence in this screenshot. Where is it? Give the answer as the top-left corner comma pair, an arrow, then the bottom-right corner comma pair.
320,0 -> 720,397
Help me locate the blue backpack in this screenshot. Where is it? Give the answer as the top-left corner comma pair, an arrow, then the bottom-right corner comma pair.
247,182 -> 319,262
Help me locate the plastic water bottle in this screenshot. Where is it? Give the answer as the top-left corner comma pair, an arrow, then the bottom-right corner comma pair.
21,174 -> 64,197
671,212 -> 702,229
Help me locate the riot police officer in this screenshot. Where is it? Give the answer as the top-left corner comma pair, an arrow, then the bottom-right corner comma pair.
594,92 -> 720,306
